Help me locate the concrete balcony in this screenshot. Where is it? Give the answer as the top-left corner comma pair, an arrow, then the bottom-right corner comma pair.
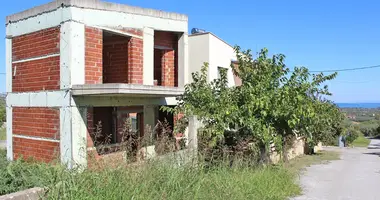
71,84 -> 184,97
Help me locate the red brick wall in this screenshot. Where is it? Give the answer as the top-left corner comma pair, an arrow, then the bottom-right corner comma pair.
12,56 -> 60,92
154,31 -> 178,87
128,38 -> 143,84
12,107 -> 60,162
120,28 -> 143,84
13,137 -> 59,162
12,27 -> 60,92
87,107 -> 95,148
12,27 -> 60,61
155,31 -> 177,49
162,50 -> 176,87
13,108 -> 60,139
103,34 -> 129,83
85,27 -> 103,84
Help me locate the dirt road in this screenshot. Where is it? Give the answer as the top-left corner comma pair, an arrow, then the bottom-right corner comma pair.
292,139 -> 380,200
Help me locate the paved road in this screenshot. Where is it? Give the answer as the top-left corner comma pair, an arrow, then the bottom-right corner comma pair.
292,139 -> 380,200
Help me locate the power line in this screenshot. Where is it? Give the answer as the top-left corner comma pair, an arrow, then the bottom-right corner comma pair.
308,65 -> 380,73
0,64 -> 378,75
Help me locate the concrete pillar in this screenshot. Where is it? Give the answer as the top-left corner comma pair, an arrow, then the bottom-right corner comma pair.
60,21 -> 85,88
143,105 -> 156,135
178,33 -> 189,87
61,103 -> 88,169
5,37 -> 12,161
6,107 -> 13,161
60,106 -> 72,167
59,21 -> 86,169
143,27 -> 154,85
188,116 -> 199,149
71,106 -> 88,168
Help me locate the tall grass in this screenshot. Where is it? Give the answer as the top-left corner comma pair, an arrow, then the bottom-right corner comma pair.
0,149 -> 303,200
0,117 -> 340,199
351,134 -> 370,147
0,127 -> 5,140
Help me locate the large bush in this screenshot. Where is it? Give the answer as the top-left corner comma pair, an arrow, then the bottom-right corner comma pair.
167,47 -> 343,162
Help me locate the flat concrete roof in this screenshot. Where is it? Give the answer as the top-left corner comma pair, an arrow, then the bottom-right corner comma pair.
71,84 -> 184,97
6,0 -> 188,24
189,32 -> 234,48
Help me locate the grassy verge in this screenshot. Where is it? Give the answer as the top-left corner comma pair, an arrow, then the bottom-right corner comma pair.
352,135 -> 370,147
0,149 -> 339,200
0,127 -> 5,140
285,150 -> 340,174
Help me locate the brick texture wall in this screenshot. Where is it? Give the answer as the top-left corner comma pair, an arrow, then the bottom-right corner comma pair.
12,27 -> 60,61
12,56 -> 60,92
12,107 -> 60,162
85,27 -> 103,84
154,31 -> 178,87
12,27 -> 60,92
128,38 -> 143,84
13,137 -> 60,162
115,28 -> 143,84
103,34 -> 129,83
87,107 -> 95,148
13,108 -> 60,139
86,27 -> 143,84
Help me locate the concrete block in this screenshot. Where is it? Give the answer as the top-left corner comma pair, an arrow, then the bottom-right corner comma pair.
0,187 -> 44,200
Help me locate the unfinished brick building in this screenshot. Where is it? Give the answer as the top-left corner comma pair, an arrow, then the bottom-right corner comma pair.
5,0 -> 192,168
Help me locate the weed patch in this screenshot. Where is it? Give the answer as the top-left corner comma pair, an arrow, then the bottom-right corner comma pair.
0,149 -> 340,200
352,135 -> 370,147
0,128 -> 5,141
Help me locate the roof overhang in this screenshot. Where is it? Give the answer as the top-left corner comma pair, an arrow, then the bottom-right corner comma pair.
72,84 -> 184,97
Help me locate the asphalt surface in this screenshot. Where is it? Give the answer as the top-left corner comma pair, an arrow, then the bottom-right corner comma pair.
292,139 -> 380,200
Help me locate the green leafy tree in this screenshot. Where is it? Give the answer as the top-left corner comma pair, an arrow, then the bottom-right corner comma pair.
165,47 -> 342,163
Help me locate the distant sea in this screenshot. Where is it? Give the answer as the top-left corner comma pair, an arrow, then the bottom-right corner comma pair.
336,103 -> 380,108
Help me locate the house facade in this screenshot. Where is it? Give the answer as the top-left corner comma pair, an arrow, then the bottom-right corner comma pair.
5,0 -> 192,168
189,32 -> 241,86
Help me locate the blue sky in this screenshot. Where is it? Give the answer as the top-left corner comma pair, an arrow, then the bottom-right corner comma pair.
1,0 -> 380,103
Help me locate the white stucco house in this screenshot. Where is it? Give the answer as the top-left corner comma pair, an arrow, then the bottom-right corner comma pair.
188,32 -> 241,86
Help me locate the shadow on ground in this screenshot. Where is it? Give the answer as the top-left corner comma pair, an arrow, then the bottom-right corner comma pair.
363,152 -> 380,157
367,138 -> 380,149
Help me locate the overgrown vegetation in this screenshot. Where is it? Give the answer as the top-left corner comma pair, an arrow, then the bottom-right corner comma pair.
164,47 -> 344,161
0,149 -> 340,199
0,128 -> 5,141
0,95 -> 5,141
0,47 -> 346,199
351,134 -> 370,147
0,95 -> 5,124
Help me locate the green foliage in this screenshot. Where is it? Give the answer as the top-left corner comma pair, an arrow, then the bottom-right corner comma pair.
0,150 -> 303,199
345,126 -> 360,145
0,107 -> 5,124
358,120 -> 380,137
0,149 -> 339,199
351,135 -> 370,147
0,128 -> 5,140
0,96 -> 5,124
167,47 -> 343,161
